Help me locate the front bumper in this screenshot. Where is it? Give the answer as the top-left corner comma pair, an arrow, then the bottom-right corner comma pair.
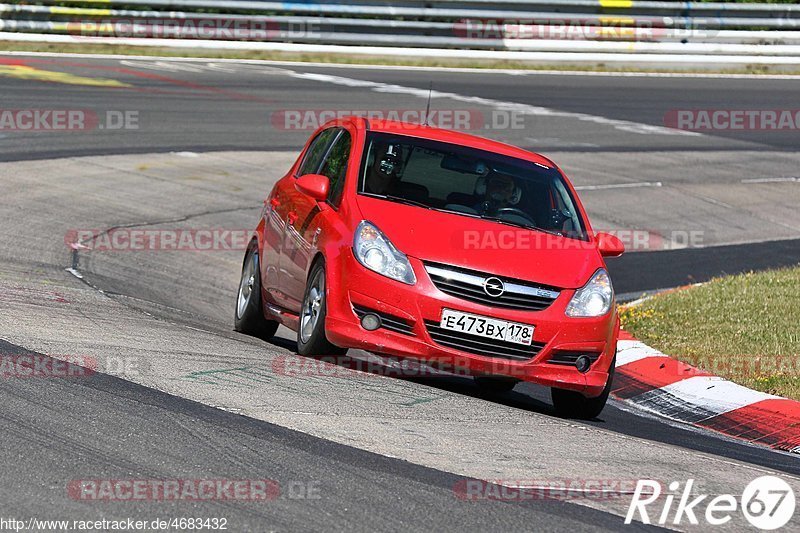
325,251 -> 617,397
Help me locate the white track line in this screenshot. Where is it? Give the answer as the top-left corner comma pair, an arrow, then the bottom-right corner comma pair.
574,181 -> 662,191
288,71 -> 699,137
741,177 -> 799,183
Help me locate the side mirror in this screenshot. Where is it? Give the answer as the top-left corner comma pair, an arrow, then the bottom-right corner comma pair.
596,232 -> 625,258
295,173 -> 330,202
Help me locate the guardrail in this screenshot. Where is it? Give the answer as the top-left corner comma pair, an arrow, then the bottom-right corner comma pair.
16,0 -> 800,16
12,0 -> 800,27
1,0 -> 800,67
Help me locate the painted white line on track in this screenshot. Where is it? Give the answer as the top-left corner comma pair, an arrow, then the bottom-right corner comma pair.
289,71 -> 699,137
525,137 -> 599,148
742,177 -> 799,183
119,59 -> 206,73
574,181 -> 663,191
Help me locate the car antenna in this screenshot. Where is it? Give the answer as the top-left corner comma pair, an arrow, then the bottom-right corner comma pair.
422,81 -> 433,126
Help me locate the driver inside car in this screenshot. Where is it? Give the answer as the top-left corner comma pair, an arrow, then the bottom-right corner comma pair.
364,143 -> 403,195
475,173 -> 521,215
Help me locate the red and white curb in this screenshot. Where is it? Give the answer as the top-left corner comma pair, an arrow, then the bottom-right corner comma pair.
612,330 -> 800,455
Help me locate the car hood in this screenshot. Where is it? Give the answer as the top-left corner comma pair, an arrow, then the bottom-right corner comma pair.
355,195 -> 602,289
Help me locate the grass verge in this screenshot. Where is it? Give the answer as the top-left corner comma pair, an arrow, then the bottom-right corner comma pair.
1,41 -> 799,75
620,266 -> 800,400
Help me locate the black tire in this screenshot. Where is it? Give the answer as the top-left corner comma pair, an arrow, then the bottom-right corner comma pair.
551,357 -> 615,420
474,376 -> 519,394
234,244 -> 279,340
296,259 -> 347,357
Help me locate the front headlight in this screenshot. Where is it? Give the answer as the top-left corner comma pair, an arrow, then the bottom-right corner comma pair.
565,269 -> 613,317
353,221 -> 416,285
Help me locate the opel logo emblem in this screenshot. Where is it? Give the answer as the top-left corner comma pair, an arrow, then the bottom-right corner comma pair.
483,277 -> 505,297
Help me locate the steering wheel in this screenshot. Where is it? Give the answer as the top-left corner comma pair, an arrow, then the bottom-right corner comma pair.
495,207 -> 537,226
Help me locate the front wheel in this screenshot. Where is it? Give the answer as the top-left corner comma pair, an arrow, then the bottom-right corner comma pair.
234,244 -> 279,340
296,259 -> 347,357
551,357 -> 615,420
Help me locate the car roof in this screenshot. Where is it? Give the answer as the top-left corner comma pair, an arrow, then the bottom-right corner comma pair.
336,116 -> 557,169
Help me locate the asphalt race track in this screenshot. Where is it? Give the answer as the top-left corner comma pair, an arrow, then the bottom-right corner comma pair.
1,54 -> 799,530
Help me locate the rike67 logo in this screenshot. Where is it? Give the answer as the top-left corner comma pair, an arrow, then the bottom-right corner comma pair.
626,476 -> 795,529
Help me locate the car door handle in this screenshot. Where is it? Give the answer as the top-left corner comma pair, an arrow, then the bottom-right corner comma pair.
287,211 -> 298,225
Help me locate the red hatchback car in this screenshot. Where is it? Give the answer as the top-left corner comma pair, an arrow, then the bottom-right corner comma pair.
235,117 -> 625,419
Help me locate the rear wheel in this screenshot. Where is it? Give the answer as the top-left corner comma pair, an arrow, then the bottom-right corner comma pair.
234,244 -> 279,339
551,357 -> 615,420
297,259 -> 347,357
474,377 -> 519,395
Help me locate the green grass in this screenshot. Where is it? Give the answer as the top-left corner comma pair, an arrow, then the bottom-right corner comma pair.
620,266 -> 800,400
1,41 -> 799,75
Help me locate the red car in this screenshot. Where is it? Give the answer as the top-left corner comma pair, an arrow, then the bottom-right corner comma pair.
235,117 -> 624,419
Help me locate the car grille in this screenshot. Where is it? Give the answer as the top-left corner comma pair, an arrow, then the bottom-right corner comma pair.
424,320 -> 546,361
547,351 -> 601,367
353,304 -> 414,336
423,262 -> 560,311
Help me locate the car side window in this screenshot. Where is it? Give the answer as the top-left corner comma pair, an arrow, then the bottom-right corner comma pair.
319,130 -> 352,208
298,128 -> 338,176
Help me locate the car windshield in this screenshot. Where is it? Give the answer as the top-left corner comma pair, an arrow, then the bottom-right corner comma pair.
358,132 -> 587,240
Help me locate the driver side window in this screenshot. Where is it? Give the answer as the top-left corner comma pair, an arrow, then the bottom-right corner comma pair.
319,130 -> 352,208
298,128 -> 339,177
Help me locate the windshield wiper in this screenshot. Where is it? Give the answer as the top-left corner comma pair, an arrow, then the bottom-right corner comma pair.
435,208 -> 480,218
479,215 -> 563,237
360,192 -> 431,209
360,193 -> 564,237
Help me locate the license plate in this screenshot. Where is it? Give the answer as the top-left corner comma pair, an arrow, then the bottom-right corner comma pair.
439,308 -> 534,346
